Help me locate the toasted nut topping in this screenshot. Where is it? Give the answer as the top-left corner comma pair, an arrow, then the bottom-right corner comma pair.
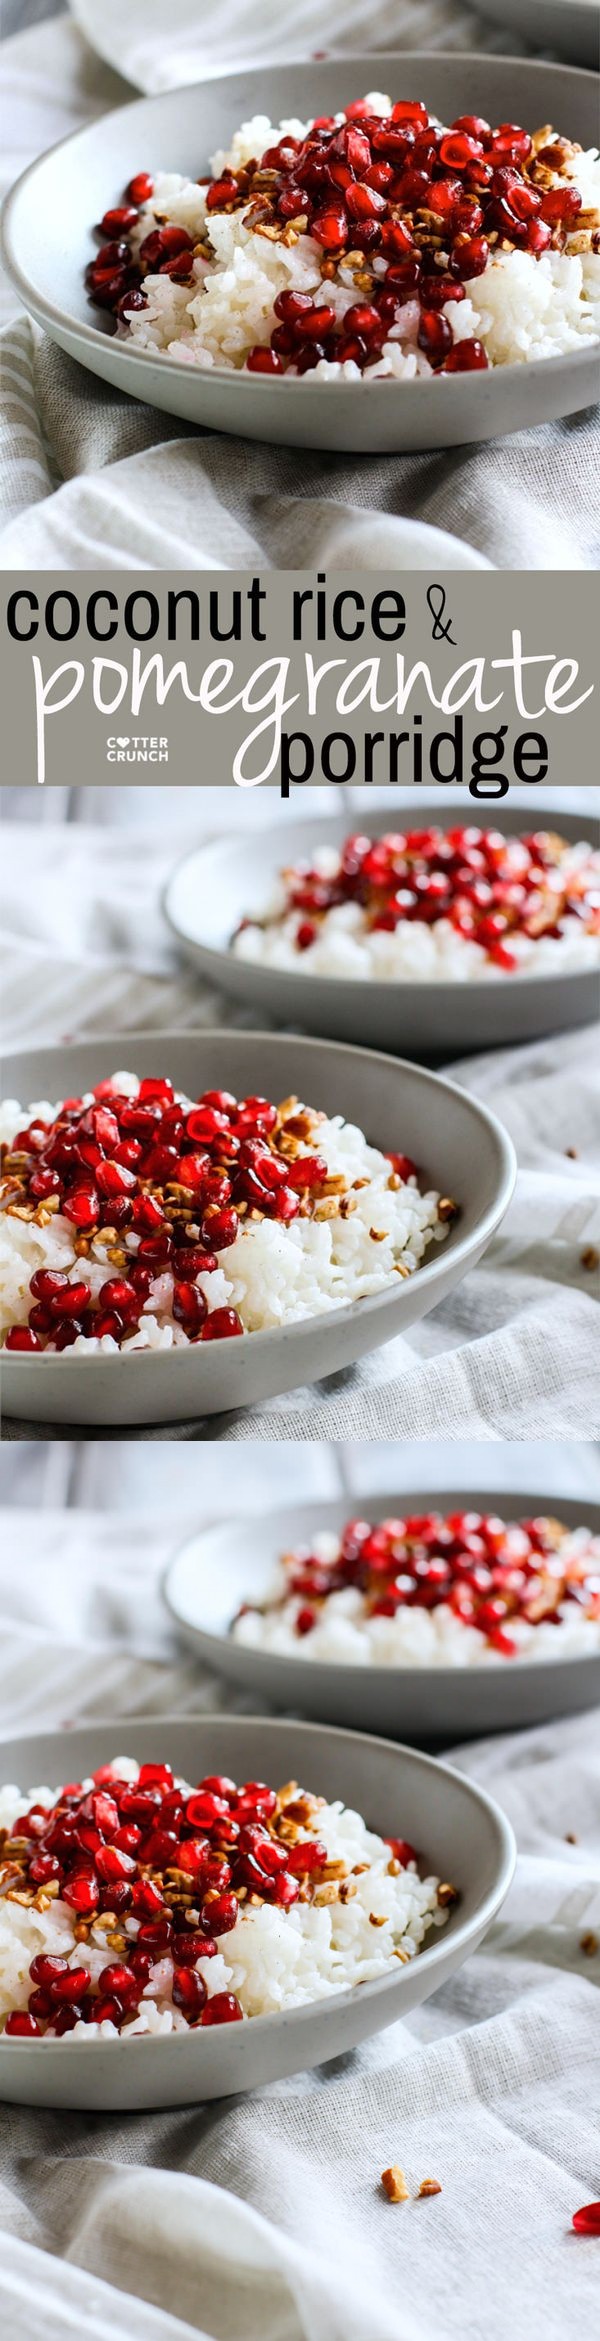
437,1883 -> 459,1908
418,2179 -> 442,2198
368,1913 -> 388,1928
581,1247 -> 599,1272
581,1931 -> 599,1956
381,2166 -> 409,2203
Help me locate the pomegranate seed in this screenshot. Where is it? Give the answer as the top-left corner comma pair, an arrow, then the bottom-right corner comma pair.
172,1281 -> 208,1332
96,1844 -> 136,1882
246,346 -> 283,373
203,1207 -> 239,1249
61,1189 -> 99,1226
51,1967 -> 92,2004
139,224 -> 194,264
172,1967 -> 208,2019
48,1282 -> 90,1320
296,1605 -> 316,1635
442,339 -> 489,371
311,205 -> 348,248
93,1996 -> 125,2026
28,1853 -> 60,1883
97,1277 -> 139,1320
418,310 -> 453,363
200,1992 -> 243,2025
386,1838 -> 418,1865
200,1308 -> 243,1340
439,131 -> 484,167
63,1874 -> 100,1916
100,206 -> 138,236
97,1963 -> 139,2003
4,2012 -> 41,2036
53,2006 -> 85,2035
572,2203 -> 600,2235
540,185 -> 582,226
5,1327 -> 42,1351
452,233 -> 490,279
127,172 -> 154,204
202,1891 -> 238,1935
285,1839 -> 328,1875
296,919 -> 317,949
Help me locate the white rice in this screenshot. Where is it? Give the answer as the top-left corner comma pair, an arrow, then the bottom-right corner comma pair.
0,1760 -> 447,2036
0,1077 -> 449,1350
233,838 -> 600,984
233,1524 -> 600,1669
119,102 -> 600,375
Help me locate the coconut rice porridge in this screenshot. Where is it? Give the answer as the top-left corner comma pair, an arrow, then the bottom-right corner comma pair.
0,1075 -> 454,1354
232,824 -> 600,982
0,1758 -> 452,2038
232,1510 -> 600,1666
86,94 -> 600,379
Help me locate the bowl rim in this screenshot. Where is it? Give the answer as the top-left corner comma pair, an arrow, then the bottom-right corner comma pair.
162,806 -> 600,1000
0,1023 -> 517,1367
2,50 -> 599,398
163,1485 -> 600,1683
0,1708 -> 517,2053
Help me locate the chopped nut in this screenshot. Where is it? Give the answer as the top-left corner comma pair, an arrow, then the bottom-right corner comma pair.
381,2166 -> 409,2203
437,1883 -> 458,1908
580,1932 -> 599,1956
314,1882 -> 342,1905
368,1228 -> 387,1243
581,1247 -> 599,1272
368,1913 -> 388,1928
438,1197 -> 458,1223
565,1147 -> 578,1159
418,2179 -> 442,2198
565,1832 -> 578,1845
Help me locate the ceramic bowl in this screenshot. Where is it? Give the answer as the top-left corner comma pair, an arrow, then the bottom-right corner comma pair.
164,800 -> 600,1057
0,1028 -> 515,1426
3,55 -> 599,454
0,1713 -> 515,2108
475,0 -> 599,73
164,1488 -> 600,1743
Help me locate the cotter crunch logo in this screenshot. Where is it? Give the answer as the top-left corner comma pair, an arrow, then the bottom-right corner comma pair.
106,735 -> 169,763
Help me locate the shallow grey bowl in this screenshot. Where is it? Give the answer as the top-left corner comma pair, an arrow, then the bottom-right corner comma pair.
164,1488 -> 600,1744
475,0 -> 599,73
0,1713 -> 515,2110
0,1028 -> 515,1426
3,55 -> 600,454
164,799 -> 600,1058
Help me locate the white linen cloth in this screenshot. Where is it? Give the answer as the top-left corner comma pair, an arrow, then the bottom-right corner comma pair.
1,10 -> 599,570
0,1488 -> 600,2341
1,790 -> 599,1442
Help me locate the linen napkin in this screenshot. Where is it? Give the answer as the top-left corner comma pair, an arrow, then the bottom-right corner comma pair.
0,1499 -> 599,2341
1,11 -> 599,569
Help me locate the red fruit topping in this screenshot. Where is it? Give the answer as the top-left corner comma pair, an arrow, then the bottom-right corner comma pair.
572,2203 -> 600,2236
97,1963 -> 139,2004
202,1891 -> 239,1934
200,1993 -> 243,2025
246,346 -> 283,374
386,1838 -> 418,1865
4,2012 -> 41,2037
417,309 -> 453,364
200,1308 -> 243,1340
127,173 -> 154,204
172,1967 -> 208,2019
100,206 -> 138,236
5,1327 -> 42,1351
62,1874 -> 100,1916
296,1605 -> 317,1636
442,339 -> 490,371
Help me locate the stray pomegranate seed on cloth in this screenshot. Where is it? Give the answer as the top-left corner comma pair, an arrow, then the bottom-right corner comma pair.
232,824 -> 600,983
0,1070 -> 453,1355
0,1756 -> 452,2037
86,94 -> 600,380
